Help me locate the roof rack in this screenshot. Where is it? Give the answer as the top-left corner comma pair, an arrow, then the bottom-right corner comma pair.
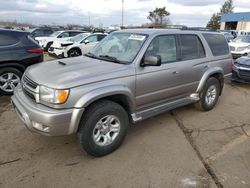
181,27 -> 218,32
164,25 -> 188,29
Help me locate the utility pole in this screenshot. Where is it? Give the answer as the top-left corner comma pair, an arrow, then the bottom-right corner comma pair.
88,12 -> 91,26
122,0 -> 124,28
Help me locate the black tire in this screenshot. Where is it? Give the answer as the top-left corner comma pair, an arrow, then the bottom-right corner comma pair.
44,42 -> 53,52
197,77 -> 221,111
68,48 -> 82,57
78,100 -> 129,157
0,68 -> 23,95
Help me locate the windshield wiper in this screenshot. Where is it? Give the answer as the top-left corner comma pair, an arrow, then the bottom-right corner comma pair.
99,55 -> 122,64
85,52 -> 98,59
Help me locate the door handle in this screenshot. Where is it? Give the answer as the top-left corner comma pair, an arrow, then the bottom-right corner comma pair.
172,71 -> 179,74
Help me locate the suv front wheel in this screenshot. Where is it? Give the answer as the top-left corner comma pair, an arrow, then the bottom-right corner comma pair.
78,100 -> 129,157
197,77 -> 221,111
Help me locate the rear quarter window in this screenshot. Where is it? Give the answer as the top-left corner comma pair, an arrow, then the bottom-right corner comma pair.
202,33 -> 229,56
0,34 -> 19,46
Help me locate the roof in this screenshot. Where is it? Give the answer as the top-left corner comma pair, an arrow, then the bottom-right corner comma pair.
116,28 -> 218,36
0,29 -> 28,35
221,12 -> 250,22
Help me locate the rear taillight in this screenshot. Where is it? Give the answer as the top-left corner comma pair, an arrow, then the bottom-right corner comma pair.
27,48 -> 43,53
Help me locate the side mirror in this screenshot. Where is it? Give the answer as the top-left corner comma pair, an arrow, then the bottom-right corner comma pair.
141,55 -> 161,67
84,40 -> 90,44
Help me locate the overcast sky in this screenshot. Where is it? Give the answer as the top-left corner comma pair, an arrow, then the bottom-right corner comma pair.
0,0 -> 250,27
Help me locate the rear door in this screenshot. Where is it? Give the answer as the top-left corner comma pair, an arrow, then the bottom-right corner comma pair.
173,34 -> 207,95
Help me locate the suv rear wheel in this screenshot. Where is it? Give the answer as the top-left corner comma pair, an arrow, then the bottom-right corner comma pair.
197,77 -> 220,111
78,100 -> 129,157
0,68 -> 22,95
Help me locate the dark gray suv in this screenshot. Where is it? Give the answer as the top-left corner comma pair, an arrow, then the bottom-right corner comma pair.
12,29 -> 232,156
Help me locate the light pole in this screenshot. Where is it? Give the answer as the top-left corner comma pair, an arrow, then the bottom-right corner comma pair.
122,0 -> 124,28
88,12 -> 91,26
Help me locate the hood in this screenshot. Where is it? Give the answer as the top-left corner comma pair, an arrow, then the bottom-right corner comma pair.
52,40 -> 74,48
35,36 -> 51,41
237,56 -> 250,66
25,56 -> 134,89
229,42 -> 250,48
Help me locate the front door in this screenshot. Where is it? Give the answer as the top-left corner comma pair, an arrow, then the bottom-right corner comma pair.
135,35 -> 183,110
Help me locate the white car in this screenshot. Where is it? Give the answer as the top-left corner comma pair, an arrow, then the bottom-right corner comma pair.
229,36 -> 250,59
35,30 -> 86,51
48,33 -> 107,58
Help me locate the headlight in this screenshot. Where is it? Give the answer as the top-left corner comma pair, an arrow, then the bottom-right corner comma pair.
39,86 -> 69,104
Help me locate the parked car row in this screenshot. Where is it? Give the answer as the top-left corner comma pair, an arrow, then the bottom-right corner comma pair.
35,30 -> 86,51
48,33 -> 107,58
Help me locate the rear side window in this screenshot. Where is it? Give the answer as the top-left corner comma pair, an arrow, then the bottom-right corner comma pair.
44,30 -> 53,35
202,33 -> 229,56
180,34 -> 205,61
0,34 -> 19,46
69,32 -> 82,37
98,34 -> 106,41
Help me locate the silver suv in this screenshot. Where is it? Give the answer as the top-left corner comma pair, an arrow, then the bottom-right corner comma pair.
12,29 -> 232,157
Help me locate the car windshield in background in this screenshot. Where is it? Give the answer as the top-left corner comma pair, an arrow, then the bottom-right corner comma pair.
49,31 -> 61,37
70,34 -> 88,43
233,36 -> 250,43
90,32 -> 147,64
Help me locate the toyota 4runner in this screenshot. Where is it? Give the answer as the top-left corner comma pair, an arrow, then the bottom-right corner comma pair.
12,29 -> 232,157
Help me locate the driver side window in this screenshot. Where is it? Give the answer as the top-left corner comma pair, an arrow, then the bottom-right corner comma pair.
84,35 -> 98,43
145,35 -> 177,63
58,32 -> 69,38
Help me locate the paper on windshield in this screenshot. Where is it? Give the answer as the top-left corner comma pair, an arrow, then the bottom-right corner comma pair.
128,34 -> 146,41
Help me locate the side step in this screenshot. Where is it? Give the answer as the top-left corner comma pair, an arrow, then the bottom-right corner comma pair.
132,94 -> 199,123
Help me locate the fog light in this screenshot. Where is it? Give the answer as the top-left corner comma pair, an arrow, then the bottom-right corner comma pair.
32,121 -> 50,133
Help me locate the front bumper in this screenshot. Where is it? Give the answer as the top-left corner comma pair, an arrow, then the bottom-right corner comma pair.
232,65 -> 250,83
11,85 -> 84,136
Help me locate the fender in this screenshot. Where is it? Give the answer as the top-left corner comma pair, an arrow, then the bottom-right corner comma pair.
74,85 -> 135,112
196,67 -> 224,93
0,62 -> 26,72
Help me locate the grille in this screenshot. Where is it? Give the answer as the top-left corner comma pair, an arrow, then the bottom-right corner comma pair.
239,70 -> 250,78
22,76 -> 38,101
23,76 -> 38,90
23,87 -> 36,100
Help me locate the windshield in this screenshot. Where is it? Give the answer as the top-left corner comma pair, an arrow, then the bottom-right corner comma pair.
70,33 -> 88,43
233,36 -> 250,43
49,31 -> 61,37
90,32 -> 147,63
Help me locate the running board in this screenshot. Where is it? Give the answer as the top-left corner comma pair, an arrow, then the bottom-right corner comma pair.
132,95 -> 199,123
